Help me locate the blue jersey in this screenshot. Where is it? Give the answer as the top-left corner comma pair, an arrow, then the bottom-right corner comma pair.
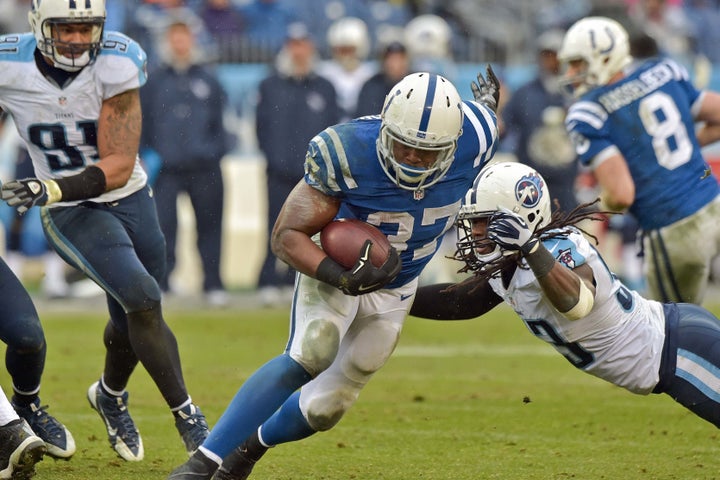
306,101 -> 498,288
566,58 -> 720,230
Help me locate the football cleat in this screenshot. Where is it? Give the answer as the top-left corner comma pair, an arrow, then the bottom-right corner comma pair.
212,431 -> 268,480
12,398 -> 75,460
174,404 -> 210,456
167,450 -> 218,480
0,418 -> 46,480
87,381 -> 144,461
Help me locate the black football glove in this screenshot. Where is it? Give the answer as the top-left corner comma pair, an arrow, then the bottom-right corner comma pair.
486,208 -> 539,255
317,240 -> 402,296
470,64 -> 500,113
1,178 -> 51,214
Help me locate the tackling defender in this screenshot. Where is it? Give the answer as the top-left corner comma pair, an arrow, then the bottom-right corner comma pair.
0,0 -> 208,461
559,16 -> 720,304
411,162 -> 720,434
169,69 -> 500,479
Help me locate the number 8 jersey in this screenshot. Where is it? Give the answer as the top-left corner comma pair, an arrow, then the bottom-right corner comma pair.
0,31 -> 148,206
565,57 -> 720,230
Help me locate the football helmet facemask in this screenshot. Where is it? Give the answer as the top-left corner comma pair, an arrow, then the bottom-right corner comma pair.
377,72 -> 464,192
557,16 -> 631,97
456,162 -> 551,272
29,0 -> 106,72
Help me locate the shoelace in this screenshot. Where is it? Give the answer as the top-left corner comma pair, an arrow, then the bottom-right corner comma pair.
105,397 -> 139,444
180,409 -> 208,444
29,404 -> 64,438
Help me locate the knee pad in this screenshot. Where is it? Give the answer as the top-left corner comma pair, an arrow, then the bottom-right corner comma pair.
295,319 -> 341,377
122,273 -> 162,312
304,386 -> 358,432
343,320 -> 400,381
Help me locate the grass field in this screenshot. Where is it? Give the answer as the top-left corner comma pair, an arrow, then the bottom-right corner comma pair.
3,301 -> 720,480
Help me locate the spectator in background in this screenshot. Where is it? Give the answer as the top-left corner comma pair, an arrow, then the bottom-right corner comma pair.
0,0 -> 31,34
318,16 -> 376,122
199,0 -> 245,62
500,28 -> 579,213
238,0 -> 299,61
628,0 -> 696,61
355,40 -> 411,118
684,0 -> 720,64
404,13 -> 457,81
125,0 -> 211,68
255,22 -> 341,307
141,20 -> 232,307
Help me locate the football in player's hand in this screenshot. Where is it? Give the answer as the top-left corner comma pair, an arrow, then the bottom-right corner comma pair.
320,219 -> 392,269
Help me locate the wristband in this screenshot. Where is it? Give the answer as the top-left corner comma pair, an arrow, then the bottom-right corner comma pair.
524,242 -> 556,279
53,165 -> 107,202
561,279 -> 594,321
315,257 -> 346,287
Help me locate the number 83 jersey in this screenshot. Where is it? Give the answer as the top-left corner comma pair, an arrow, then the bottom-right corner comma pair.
490,228 -> 667,395
0,32 -> 148,205
566,57 -> 720,230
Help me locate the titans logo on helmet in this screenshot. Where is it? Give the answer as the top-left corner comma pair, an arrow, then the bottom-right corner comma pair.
515,173 -> 544,208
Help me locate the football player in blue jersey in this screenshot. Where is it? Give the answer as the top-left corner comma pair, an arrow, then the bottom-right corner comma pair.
410,161 -> 720,444
0,0 -> 208,462
558,16 -> 720,304
168,70 -> 501,479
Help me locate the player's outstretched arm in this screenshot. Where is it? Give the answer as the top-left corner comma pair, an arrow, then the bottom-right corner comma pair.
487,210 -> 596,320
410,278 -> 502,320
470,64 -> 500,113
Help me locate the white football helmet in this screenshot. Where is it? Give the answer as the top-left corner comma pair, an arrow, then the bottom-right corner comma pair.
377,72 -> 464,191
29,0 -> 106,72
456,162 -> 552,270
327,17 -> 370,62
557,16 -> 632,97
404,14 -> 452,60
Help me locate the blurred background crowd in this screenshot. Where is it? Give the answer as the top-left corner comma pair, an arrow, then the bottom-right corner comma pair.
2,0 -> 720,307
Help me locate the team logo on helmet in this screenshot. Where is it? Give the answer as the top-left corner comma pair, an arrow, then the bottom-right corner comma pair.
515,173 -> 544,208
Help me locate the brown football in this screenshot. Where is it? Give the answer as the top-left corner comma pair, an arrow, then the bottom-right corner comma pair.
320,219 -> 392,269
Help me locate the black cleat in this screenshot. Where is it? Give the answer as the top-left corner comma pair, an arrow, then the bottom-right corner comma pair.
167,450 -> 219,480
0,418 -> 46,480
213,431 -> 268,480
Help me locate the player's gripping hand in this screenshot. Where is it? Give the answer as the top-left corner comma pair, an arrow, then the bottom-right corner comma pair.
470,64 -> 500,113
1,178 -> 54,214
317,240 -> 402,296
486,208 -> 539,255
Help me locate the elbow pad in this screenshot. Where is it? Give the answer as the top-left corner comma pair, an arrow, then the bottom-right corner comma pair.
560,279 -> 594,321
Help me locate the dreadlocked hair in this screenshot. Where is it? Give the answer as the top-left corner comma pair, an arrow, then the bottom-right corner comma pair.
449,198 -> 613,293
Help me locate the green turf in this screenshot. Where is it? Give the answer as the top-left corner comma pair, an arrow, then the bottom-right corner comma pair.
3,302 -> 720,479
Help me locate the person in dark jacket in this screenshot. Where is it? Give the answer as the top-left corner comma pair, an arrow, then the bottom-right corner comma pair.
141,20 -> 231,306
500,29 -> 579,212
355,40 -> 411,118
254,22 -> 341,306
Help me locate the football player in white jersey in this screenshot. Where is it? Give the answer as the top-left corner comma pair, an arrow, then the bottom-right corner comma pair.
168,70 -> 501,479
411,162 -> 720,434
559,16 -> 720,304
0,0 -> 209,462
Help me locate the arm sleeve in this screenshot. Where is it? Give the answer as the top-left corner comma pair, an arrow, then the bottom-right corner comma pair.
409,279 -> 503,320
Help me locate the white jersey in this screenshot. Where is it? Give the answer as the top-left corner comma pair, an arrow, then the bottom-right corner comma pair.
489,228 -> 666,394
0,31 -> 148,206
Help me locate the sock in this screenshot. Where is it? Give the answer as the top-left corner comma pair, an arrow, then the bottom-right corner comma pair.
260,391 -> 316,445
0,388 -> 20,425
202,354 -> 311,459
